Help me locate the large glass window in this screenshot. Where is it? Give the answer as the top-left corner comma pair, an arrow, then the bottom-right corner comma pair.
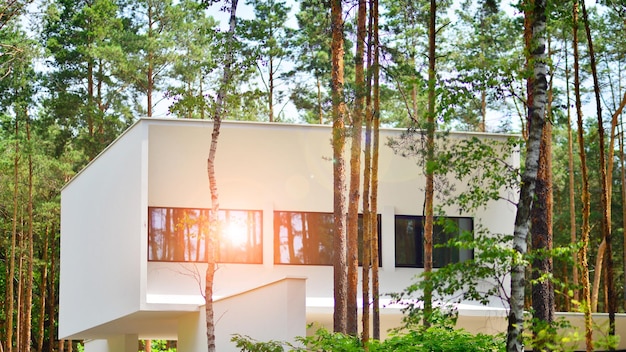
395,215 -> 473,268
148,207 -> 262,264
274,211 -> 381,265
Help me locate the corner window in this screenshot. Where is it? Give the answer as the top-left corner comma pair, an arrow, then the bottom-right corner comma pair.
148,207 -> 262,264
395,215 -> 473,268
274,211 -> 381,265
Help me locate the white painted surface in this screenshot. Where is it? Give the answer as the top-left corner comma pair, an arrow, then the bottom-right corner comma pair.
60,123 -> 147,338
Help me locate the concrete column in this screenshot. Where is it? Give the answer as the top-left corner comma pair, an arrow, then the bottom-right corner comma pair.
177,311 -> 207,352
382,205 -> 396,271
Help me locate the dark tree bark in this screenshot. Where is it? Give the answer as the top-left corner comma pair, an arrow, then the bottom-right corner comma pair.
530,90 -> 554,350
572,1 -> 593,349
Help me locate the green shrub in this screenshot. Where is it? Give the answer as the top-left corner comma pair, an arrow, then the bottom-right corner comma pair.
232,326 -> 505,352
375,327 -> 505,352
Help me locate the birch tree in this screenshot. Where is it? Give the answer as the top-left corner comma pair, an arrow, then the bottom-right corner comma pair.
506,0 -> 547,350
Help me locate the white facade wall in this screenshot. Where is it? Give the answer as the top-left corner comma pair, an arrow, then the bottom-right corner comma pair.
60,123 -> 148,338
145,119 -> 517,309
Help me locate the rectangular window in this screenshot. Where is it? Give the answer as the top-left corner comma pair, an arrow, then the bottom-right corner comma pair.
395,215 -> 473,268
148,207 -> 263,264
274,211 -> 381,265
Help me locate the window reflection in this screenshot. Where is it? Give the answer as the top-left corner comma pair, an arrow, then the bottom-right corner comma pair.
148,207 -> 262,264
274,211 -> 381,265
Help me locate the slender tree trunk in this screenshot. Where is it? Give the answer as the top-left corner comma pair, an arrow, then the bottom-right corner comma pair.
205,1 -> 238,350
146,6 -> 154,118
269,55 -> 274,122
317,77 -> 323,124
591,239 -> 606,312
506,1 -> 547,351
20,114 -> 34,352
16,227 -> 23,352
48,227 -> 58,352
361,0 -> 375,344
6,107 -> 20,352
564,32 -> 579,306
621,114 -> 626,312
36,225 -> 50,352
572,2 -> 593,349
346,0 -> 366,335
361,111 -> 372,347
371,0 -> 380,338
422,0 -> 436,328
331,0 -> 348,334
581,0 -> 616,336
87,55 -> 94,136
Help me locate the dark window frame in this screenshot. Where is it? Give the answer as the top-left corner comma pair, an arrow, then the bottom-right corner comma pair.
394,215 -> 473,268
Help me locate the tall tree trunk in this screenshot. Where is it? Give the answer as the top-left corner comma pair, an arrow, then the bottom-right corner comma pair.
6,106 -> 19,352
48,227 -> 58,352
371,0 -> 380,338
422,0 -> 436,328
331,0 -> 348,334
17,222 -> 23,352
146,5 -> 154,118
581,0 -> 616,336
36,225 -> 50,352
564,32 -> 579,306
506,0 -> 547,351
20,114 -> 34,352
347,0 -> 366,335
621,112 -> 626,312
572,1 -> 593,349
361,0 -> 375,344
205,1 -> 238,350
361,107 -> 372,347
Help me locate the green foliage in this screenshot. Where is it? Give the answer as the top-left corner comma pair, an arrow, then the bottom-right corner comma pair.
524,315 -> 581,352
379,327 -> 505,352
232,334 -> 291,352
232,326 -> 505,352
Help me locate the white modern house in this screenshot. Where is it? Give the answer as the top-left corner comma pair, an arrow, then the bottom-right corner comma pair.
60,118 -> 519,352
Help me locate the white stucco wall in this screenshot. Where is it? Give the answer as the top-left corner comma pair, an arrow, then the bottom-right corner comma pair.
145,119 -> 517,310
177,277 -> 307,352
60,123 -> 148,338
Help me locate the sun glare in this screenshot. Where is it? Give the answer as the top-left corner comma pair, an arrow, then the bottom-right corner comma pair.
224,221 -> 248,247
